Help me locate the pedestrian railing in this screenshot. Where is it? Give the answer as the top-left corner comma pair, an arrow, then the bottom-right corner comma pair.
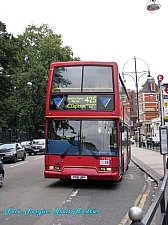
129,170 -> 168,224
146,143 -> 160,151
135,141 -> 160,151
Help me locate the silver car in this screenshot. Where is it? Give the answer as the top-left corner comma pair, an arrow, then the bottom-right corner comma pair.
21,141 -> 31,153
27,139 -> 45,156
147,136 -> 160,147
0,143 -> 26,163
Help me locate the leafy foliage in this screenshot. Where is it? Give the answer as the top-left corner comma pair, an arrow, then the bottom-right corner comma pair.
0,21 -> 22,131
0,22 -> 80,136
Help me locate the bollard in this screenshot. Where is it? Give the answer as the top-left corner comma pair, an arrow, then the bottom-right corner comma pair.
128,206 -> 144,225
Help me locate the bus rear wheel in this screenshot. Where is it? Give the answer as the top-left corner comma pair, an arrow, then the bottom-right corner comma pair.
119,175 -> 123,182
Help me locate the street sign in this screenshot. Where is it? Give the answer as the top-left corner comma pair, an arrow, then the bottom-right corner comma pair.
162,84 -> 168,123
157,74 -> 164,82
163,85 -> 168,96
164,87 -> 168,95
159,126 -> 168,155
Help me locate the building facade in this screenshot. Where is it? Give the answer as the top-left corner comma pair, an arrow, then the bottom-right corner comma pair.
124,79 -> 159,138
151,117 -> 161,136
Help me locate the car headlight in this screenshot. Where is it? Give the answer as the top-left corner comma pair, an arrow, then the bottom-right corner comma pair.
5,152 -> 14,156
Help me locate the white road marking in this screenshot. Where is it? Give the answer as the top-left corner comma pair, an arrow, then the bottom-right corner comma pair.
64,189 -> 80,203
10,161 -> 28,168
9,156 -> 43,168
33,156 -> 44,160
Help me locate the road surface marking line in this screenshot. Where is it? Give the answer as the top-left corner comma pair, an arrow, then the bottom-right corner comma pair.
118,183 -> 147,225
10,161 -> 28,168
139,185 -> 151,209
34,156 -> 44,160
65,189 -> 80,203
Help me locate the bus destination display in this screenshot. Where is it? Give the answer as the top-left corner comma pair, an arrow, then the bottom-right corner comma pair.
51,94 -> 113,111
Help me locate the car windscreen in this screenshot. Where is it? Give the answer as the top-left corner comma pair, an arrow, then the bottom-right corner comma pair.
32,140 -> 45,145
0,144 -> 15,152
152,137 -> 160,141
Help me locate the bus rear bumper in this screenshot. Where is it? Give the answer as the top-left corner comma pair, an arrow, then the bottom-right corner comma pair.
44,168 -> 120,181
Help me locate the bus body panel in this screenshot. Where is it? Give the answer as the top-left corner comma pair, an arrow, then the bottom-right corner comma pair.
44,155 -> 120,181
44,61 -> 131,182
46,61 -> 120,117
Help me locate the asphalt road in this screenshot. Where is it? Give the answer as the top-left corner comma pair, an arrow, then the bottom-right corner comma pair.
0,155 -> 157,225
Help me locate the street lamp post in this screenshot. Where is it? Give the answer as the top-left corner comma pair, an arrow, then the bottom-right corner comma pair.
134,57 -> 141,147
15,73 -> 19,142
122,56 -> 151,148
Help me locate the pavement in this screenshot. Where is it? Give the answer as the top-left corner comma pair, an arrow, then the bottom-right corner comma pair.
131,144 -> 165,183
130,145 -> 168,224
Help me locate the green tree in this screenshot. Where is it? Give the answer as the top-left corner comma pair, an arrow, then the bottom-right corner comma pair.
0,21 -> 22,131
16,23 -> 80,135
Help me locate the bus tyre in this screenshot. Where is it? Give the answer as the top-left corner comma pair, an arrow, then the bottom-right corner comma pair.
126,164 -> 129,170
119,175 -> 123,182
122,158 -> 124,174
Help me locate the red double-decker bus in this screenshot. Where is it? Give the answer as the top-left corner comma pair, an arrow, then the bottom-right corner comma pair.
44,61 -> 131,181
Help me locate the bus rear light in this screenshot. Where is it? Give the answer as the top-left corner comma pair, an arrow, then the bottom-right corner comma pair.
49,166 -> 60,170
49,166 -> 54,169
54,166 -> 60,170
100,168 -> 112,171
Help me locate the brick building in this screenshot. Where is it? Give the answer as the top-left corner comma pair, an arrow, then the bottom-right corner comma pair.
124,79 -> 158,138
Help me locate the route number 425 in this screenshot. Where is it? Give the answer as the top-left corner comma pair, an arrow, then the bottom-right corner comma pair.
84,96 -> 96,103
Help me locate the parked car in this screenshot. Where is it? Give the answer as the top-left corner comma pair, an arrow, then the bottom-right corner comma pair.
21,141 -> 31,153
0,154 -> 5,188
147,136 -> 160,147
0,143 -> 26,163
27,139 -> 45,156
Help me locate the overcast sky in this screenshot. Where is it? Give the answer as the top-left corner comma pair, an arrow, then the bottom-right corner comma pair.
1,0 -> 167,89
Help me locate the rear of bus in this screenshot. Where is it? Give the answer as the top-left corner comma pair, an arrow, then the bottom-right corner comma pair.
44,61 -> 129,181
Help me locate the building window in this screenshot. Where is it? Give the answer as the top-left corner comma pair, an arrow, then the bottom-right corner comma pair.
157,94 -> 159,100
146,124 -> 151,132
139,104 -> 142,112
156,123 -> 159,131
151,83 -> 155,91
